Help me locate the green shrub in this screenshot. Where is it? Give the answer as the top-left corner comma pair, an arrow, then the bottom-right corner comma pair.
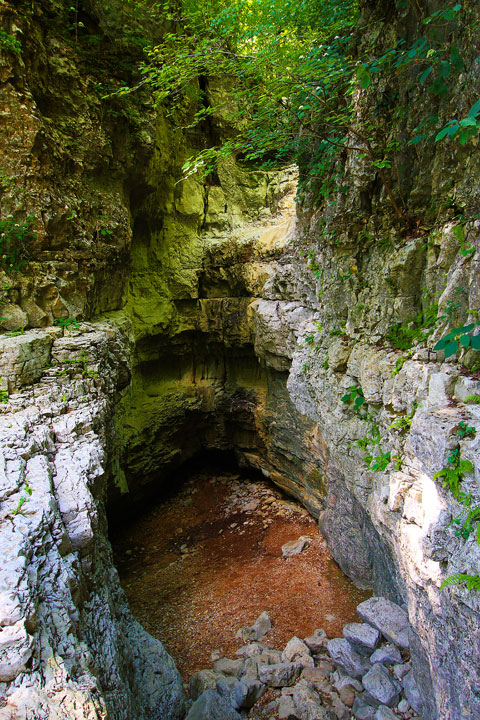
0,216 -> 36,272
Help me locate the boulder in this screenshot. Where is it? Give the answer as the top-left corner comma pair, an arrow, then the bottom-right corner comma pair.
352,696 -> 377,720
278,694 -> 296,719
356,597 -> 409,649
327,638 -> 371,679
304,628 -> 328,654
403,669 -> 423,713
292,678 -> 329,720
375,706 -> 397,720
259,661 -> 303,687
213,658 -> 244,677
343,623 -> 381,656
370,644 -> 402,666
283,636 -> 314,667
282,536 -> 311,557
185,689 -> 243,720
189,670 -> 223,700
236,611 -> 272,642
234,678 -> 266,709
216,676 -> 241,708
362,664 -> 400,707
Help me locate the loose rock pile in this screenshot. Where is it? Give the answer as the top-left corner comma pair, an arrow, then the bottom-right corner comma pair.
185,597 -> 423,720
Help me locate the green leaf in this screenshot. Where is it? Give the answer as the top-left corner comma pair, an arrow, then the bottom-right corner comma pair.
408,134 -> 425,146
444,340 -> 459,358
419,66 -> 433,83
469,99 -> 480,118
434,333 -> 455,350
459,334 -> 471,348
459,117 -> 478,128
438,61 -> 451,78
356,66 -> 371,89
471,335 -> 480,350
458,460 -> 474,475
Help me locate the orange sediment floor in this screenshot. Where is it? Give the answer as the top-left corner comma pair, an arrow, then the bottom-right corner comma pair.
111,471 -> 370,683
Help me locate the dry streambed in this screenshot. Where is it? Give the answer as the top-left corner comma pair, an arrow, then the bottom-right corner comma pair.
111,471 -> 371,710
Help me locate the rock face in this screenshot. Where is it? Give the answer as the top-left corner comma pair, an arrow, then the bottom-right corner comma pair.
0,326 -> 184,719
1,0 -> 480,718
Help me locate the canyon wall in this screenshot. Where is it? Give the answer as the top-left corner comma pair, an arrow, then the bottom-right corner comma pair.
0,0 -> 480,719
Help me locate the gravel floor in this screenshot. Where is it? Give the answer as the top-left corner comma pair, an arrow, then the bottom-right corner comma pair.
111,471 -> 370,686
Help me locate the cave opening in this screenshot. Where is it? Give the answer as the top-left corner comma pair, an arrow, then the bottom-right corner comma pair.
108,450 -> 370,683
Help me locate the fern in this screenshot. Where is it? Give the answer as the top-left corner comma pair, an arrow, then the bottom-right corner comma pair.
441,573 -> 480,591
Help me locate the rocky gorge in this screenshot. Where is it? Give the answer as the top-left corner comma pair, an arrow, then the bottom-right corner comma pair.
0,0 -> 480,719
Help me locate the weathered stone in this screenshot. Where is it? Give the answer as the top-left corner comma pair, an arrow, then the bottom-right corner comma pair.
362,664 -> 400,707
327,638 -> 371,679
190,670 -> 223,700
234,678 -> 266,709
375,706 -> 398,720
259,662 -> 303,687
216,676 -> 241,709
0,621 -> 33,681
343,623 -> 381,656
393,662 -> 411,680
185,690 -> 242,720
259,647 -> 284,665
283,636 -> 314,667
356,598 -> 410,649
403,670 -> 423,713
278,693 -> 297,719
236,611 -> 272,642
241,657 -> 260,680
281,536 -> 311,558
0,304 -> 28,332
352,696 -> 377,720
304,628 -> 328,654
214,658 -> 244,677
397,698 -> 410,713
292,678 -> 328,720
370,645 -> 402,666
302,664 -> 334,684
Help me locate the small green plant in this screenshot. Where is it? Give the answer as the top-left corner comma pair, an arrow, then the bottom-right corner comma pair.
393,454 -> 404,471
440,574 -> 480,591
457,421 -> 476,439
7,327 -> 25,337
364,451 -> 391,472
322,359 -> 329,370
0,215 -> 36,272
433,448 -> 473,498
451,224 -> 474,257
11,480 -> 32,517
391,356 -> 406,377
434,323 -> 480,358
329,328 -> 347,337
302,363 -> 310,373
388,404 -> 418,433
0,30 -> 22,54
465,395 -> 480,405
0,378 -> 8,404
341,385 -> 365,413
387,302 -> 439,350
54,316 -> 81,330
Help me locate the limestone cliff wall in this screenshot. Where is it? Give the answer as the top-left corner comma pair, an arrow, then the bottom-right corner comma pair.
0,0 -> 480,719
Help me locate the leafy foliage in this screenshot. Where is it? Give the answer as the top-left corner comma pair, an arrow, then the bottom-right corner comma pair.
0,216 -> 36,272
433,448 -> 473,498
0,30 -> 22,54
440,573 -> 480,591
341,385 -> 365,413
434,323 -> 480,358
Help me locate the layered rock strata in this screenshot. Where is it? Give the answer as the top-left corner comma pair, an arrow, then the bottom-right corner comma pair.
0,0 -> 480,719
